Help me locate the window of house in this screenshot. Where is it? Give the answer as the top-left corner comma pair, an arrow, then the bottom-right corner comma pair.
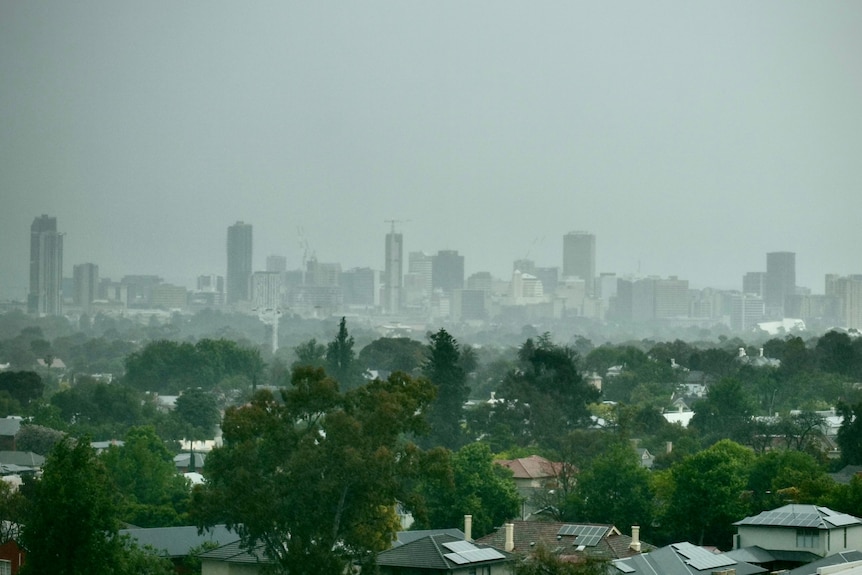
0,559 -> 11,575
796,528 -> 819,548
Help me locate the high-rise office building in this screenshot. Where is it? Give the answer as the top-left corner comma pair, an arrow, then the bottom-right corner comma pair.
765,252 -> 795,316
384,229 -> 403,314
226,221 -> 253,304
743,272 -> 767,296
562,231 -> 595,295
432,250 -> 464,294
73,263 -> 99,312
28,214 -> 64,315
826,274 -> 862,330
266,255 -> 287,273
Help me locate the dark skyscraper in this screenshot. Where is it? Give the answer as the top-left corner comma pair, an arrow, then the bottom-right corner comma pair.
226,221 -> 253,304
765,251 -> 796,316
562,231 -> 596,296
28,214 -> 64,315
384,227 -> 403,314
431,250 -> 464,294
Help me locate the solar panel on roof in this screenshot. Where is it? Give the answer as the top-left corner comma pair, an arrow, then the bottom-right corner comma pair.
444,552 -> 469,565
826,513 -> 859,527
442,541 -> 477,553
672,543 -> 735,571
460,548 -> 505,562
613,560 -> 635,573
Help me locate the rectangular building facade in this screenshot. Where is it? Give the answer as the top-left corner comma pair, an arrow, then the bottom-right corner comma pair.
28,215 -> 64,315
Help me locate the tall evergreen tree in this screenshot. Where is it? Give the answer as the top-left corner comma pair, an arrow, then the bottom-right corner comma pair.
325,317 -> 363,390
421,328 -> 468,450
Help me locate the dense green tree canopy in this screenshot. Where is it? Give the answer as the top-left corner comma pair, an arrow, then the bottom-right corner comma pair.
102,426 -> 192,528
570,442 -> 653,532
656,439 -> 754,548
123,339 -> 262,394
412,442 -> 521,539
172,387 -> 221,441
357,336 -> 427,374
193,367 -> 437,574
20,438 -> 125,575
421,329 -> 469,450
50,380 -> 159,440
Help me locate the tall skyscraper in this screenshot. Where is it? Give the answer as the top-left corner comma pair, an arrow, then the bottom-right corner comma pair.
73,263 -> 99,313
765,251 -> 795,317
432,250 -> 464,294
226,221 -> 253,304
383,228 -> 403,314
28,214 -> 64,315
562,231 -> 596,296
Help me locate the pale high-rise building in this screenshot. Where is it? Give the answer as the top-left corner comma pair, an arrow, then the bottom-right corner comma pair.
384,229 -> 403,314
266,255 -> 287,273
73,263 -> 99,312
826,274 -> 862,330
28,214 -> 64,315
562,231 -> 595,296
226,222 -> 253,304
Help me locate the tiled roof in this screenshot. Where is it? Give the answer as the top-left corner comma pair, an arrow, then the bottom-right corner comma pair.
119,525 -> 238,558
734,504 -> 862,529
0,419 -> 21,437
613,542 -> 766,575
377,534 -> 512,570
198,539 -> 270,564
495,455 -> 562,479
475,521 -> 653,560
394,528 -> 465,547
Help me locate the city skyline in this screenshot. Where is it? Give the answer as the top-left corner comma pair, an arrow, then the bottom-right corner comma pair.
2,4 -> 861,299
4,213 -> 857,302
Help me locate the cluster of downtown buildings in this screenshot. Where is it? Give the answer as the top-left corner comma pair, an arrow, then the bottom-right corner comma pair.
20,215 -> 862,334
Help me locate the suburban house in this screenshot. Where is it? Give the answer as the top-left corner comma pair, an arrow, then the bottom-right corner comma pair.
786,551 -> 862,575
611,541 -> 766,575
0,522 -> 24,575
475,521 -> 652,563
119,524 -> 238,572
376,533 -> 513,574
494,455 -> 563,519
199,539 -> 269,575
732,504 -> 862,569
0,419 -> 21,451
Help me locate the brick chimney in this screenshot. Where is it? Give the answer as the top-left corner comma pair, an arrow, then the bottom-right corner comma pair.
505,523 -> 514,552
464,515 -> 472,541
629,525 -> 641,552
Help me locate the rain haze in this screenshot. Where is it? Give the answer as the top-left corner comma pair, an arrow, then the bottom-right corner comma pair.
1,2 -> 861,299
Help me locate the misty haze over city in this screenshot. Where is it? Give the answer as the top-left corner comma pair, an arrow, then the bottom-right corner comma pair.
2,3 -> 861,333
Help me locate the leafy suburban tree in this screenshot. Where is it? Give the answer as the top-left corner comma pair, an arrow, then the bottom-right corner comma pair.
690,377 -> 756,447
19,437 -> 126,575
421,329 -> 469,450
15,423 -> 65,455
172,388 -> 221,441
0,370 -> 44,407
325,317 -> 364,390
102,426 -> 192,527
50,380 -> 159,439
291,338 -> 327,370
745,450 -> 833,513
836,401 -> 862,466
570,442 -> 653,532
192,367 -> 436,573
655,439 -> 754,548
496,336 -> 599,451
412,442 -> 521,539
358,337 -> 427,374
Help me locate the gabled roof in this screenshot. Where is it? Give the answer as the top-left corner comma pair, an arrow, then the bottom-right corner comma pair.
0,451 -> 44,467
0,418 -> 21,437
734,504 -> 862,530
475,521 -> 653,560
198,539 -> 270,564
495,455 -> 562,479
394,528 -> 465,547
787,550 -> 862,575
377,534 -> 511,571
119,525 -> 238,558
612,542 -> 766,575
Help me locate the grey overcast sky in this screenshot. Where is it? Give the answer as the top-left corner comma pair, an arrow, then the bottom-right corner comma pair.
2,2 -> 861,299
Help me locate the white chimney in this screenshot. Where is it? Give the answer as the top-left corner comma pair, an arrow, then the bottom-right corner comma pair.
464,515 -> 472,542
505,523 -> 514,552
630,525 -> 641,552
